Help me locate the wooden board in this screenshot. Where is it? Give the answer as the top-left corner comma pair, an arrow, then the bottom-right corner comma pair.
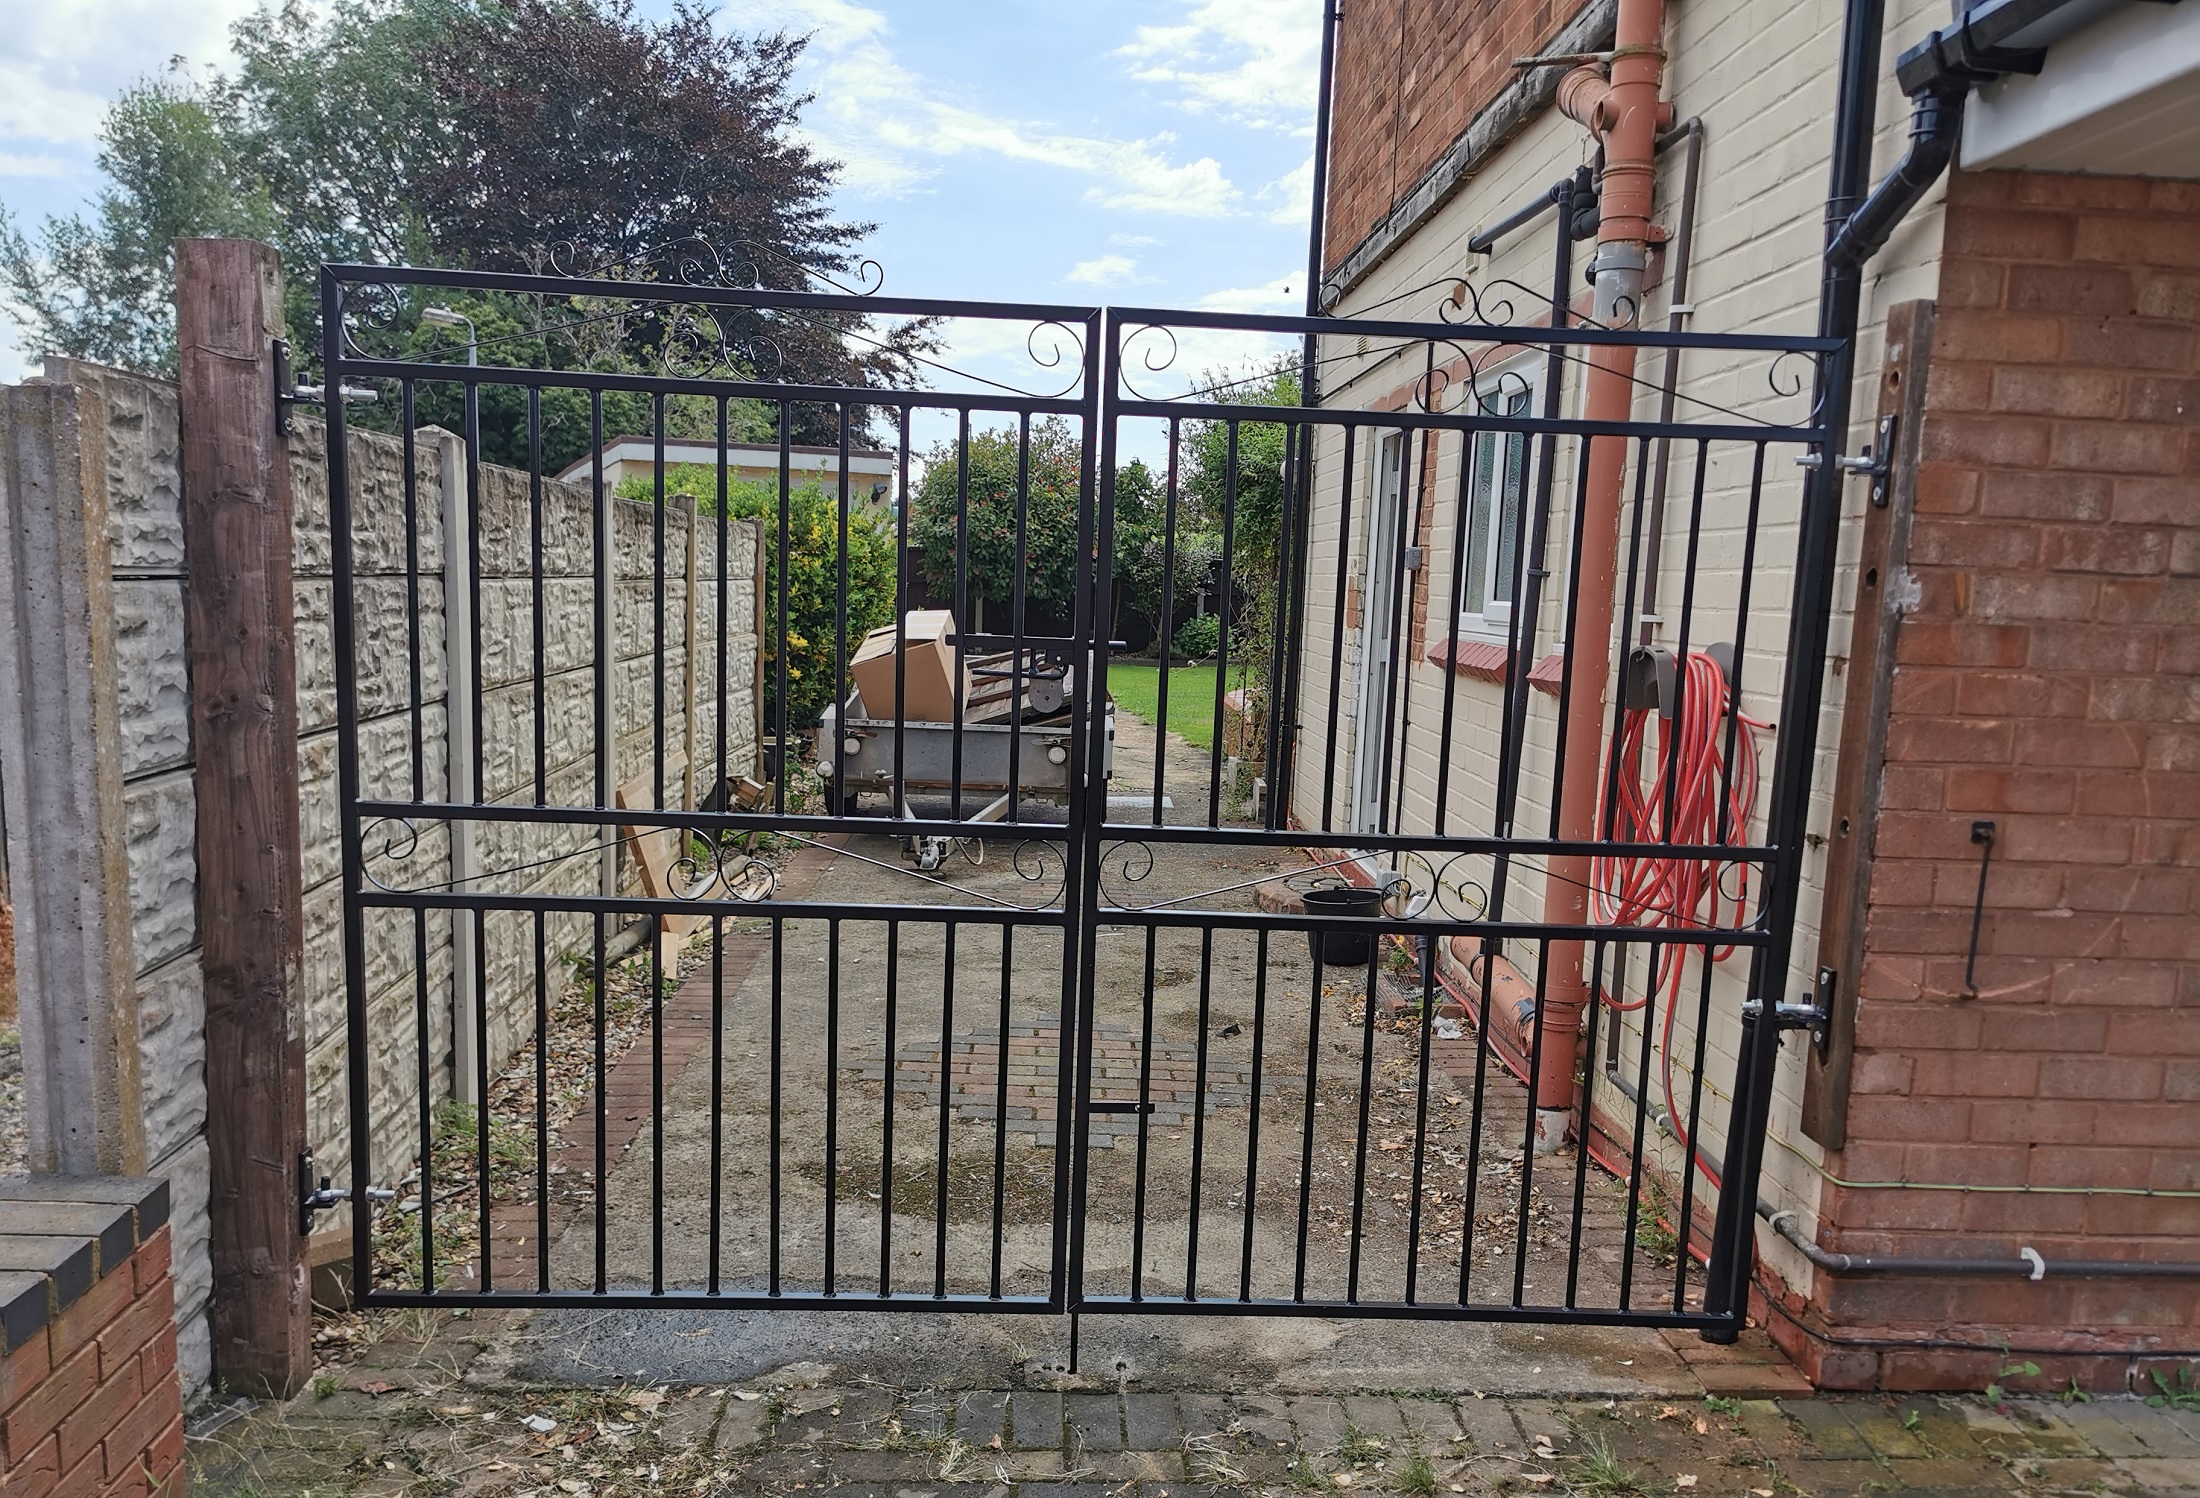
615,756 -> 721,971
178,238 -> 311,1397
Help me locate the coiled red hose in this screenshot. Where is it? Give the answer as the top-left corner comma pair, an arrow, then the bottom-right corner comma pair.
1591,649 -> 1768,1187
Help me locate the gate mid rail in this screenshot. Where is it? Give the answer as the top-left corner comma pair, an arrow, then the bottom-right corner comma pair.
318,255 -> 1845,1334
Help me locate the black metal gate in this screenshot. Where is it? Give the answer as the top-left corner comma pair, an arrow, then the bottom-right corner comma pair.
323,247 -> 1839,1335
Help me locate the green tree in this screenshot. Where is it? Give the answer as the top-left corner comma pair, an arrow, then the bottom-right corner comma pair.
1,0 -> 931,448
0,74 -> 273,372
908,419 -> 1086,626
618,465 -> 895,731
1176,356 -> 1302,765
1110,456 -> 1220,648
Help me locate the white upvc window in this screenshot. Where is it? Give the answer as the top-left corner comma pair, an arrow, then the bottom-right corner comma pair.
1455,367 -> 1538,640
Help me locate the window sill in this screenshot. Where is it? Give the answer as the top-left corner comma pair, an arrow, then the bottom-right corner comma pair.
1426,636 -> 1566,696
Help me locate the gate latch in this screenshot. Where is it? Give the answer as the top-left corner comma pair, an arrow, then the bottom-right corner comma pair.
299,1151 -> 396,1237
1834,413 -> 1899,508
1742,996 -> 1831,1055
273,339 -> 381,436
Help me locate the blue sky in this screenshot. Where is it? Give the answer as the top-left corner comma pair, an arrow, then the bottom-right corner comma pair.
0,0 -> 1323,395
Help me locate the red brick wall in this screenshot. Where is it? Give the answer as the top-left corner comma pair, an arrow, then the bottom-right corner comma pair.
1325,0 -> 1574,275
0,1227 -> 183,1498
1793,168 -> 2200,1391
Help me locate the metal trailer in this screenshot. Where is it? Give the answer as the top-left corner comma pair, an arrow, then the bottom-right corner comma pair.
816,647 -> 1114,871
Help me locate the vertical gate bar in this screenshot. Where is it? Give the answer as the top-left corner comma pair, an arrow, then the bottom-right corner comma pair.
1063,307 -> 1108,1312
1372,419 -> 1420,840
1618,947 -> 1660,1311
399,381 -> 431,1295
1599,441 -> 1654,864
650,916 -> 664,1294
593,391 -> 613,899
1431,431 -> 1475,835
653,394 -> 668,812
1677,935 -> 1722,1308
934,921 -> 957,1298
709,912 -> 724,1296
880,919 -> 899,1297
1344,950 -> 1379,1303
1510,935 -> 1554,1306
1481,185 -> 1576,945
989,925 -> 1013,1298
1261,421 -> 1300,831
593,911 -> 607,1293
1130,929 -> 1158,1300
1152,418 -> 1180,824
770,915 -> 785,1296
775,401 -> 791,816
833,404 -> 852,818
715,398 -> 728,824
535,911 -> 550,1292
1183,927 -> 1216,1299
465,361 -> 491,1293
950,411 -> 971,821
1689,442 -> 1768,1310
1272,417 -> 1317,824
1318,425 -> 1357,833
531,387 -> 547,805
826,918 -> 842,1296
1456,936 -> 1496,1304
1402,933 -> 1438,1303
1564,939 -> 1611,1309
892,409 -> 912,817
1237,928 -> 1270,1302
1008,415 -> 1028,818
1656,442 -> 1712,849
1292,949 -> 1325,1303
401,382 -> 423,800
1206,423 -> 1239,827
325,270 -> 376,1304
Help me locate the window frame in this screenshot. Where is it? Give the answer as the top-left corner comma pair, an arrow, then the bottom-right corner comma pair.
1453,360 -> 1542,644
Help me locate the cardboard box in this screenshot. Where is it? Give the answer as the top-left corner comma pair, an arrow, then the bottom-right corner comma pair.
849,609 -> 960,723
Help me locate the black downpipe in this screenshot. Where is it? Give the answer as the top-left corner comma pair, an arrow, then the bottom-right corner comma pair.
1276,0 -> 1342,821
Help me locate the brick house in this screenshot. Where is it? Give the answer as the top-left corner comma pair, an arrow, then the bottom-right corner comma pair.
1295,0 -> 2199,1389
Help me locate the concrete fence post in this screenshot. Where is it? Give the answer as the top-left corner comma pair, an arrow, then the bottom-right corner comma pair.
0,375 -> 149,1179
175,237 -> 310,1397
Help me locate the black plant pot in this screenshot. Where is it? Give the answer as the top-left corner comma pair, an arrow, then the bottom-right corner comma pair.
1301,884 -> 1383,966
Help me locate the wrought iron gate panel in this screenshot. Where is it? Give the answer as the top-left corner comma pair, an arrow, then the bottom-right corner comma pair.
322,257 -> 1841,1331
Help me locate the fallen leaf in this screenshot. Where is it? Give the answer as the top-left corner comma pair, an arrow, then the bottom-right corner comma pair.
1522,1474 -> 1554,1486
1655,1406 -> 1683,1421
1693,1417 -> 1708,1435
1751,1490 -> 1775,1497
359,1381 -> 395,1396
1676,1476 -> 1697,1489
732,1390 -> 761,1402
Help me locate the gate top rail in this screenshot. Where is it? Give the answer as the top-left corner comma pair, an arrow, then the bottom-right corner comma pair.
323,260 -> 1105,327
1104,302 -> 1847,354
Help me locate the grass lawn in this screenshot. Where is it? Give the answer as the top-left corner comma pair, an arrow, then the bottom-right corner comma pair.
1106,661 -> 1223,752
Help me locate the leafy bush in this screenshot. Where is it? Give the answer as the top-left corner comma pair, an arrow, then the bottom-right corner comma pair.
618,464 -> 895,730
1171,613 -> 1221,660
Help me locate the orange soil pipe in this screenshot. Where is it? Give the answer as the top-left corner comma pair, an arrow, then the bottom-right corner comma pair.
1531,0 -> 1668,1153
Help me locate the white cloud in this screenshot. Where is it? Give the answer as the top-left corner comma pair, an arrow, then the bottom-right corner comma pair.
0,0 -> 256,146
0,152 -> 71,179
1262,152 -> 1314,226
736,0 -> 1239,215
1117,0 -> 1323,131
1065,254 -> 1145,288
1198,273 -> 1300,314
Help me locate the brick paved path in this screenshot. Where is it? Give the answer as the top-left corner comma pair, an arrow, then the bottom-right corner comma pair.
190,1314 -> 2200,1498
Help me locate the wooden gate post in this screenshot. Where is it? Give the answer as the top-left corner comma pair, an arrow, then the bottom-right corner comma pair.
176,238 -> 310,1397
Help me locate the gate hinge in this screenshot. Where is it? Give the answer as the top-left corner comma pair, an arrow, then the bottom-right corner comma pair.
273,338 -> 380,436
300,1151 -> 396,1237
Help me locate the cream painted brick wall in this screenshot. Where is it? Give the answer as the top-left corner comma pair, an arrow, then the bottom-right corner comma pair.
1301,0 -> 1954,1279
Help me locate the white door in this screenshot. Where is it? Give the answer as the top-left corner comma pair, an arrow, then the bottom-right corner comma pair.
1351,432 -> 1406,836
